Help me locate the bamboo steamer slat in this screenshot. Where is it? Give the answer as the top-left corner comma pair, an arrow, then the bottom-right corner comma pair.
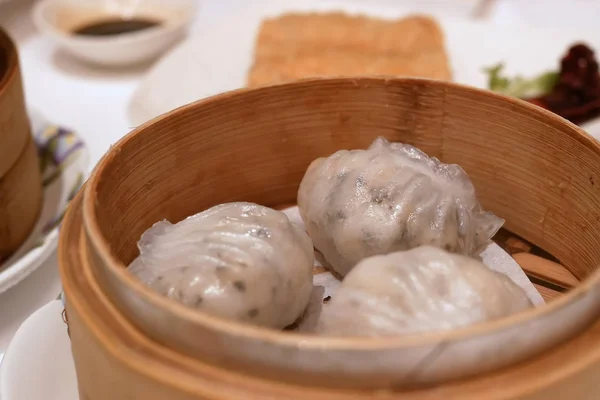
0,28 -> 30,178
0,135 -> 43,260
514,253 -> 579,290
59,77 -> 600,397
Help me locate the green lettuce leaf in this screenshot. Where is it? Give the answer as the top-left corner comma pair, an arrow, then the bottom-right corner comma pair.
484,63 -> 559,98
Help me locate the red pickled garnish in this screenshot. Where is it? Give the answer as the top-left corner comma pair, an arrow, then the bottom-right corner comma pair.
526,43 -> 600,125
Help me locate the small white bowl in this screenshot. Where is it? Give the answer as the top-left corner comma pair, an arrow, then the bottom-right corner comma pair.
32,0 -> 197,67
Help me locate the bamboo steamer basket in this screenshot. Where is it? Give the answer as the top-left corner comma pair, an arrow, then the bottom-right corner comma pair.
60,77 -> 600,399
0,135 -> 43,260
0,28 -> 43,261
0,28 -> 30,178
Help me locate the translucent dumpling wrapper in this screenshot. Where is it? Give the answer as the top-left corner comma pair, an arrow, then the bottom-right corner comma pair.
298,137 -> 504,277
128,202 -> 315,329
317,246 -> 533,337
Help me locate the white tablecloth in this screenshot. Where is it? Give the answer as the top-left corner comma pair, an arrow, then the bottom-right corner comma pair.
0,0 -> 597,363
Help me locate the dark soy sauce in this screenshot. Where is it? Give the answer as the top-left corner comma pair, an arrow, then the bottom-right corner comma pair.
72,18 -> 161,37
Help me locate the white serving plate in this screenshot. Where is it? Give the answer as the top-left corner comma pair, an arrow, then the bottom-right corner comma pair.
0,300 -> 78,400
128,0 -> 600,139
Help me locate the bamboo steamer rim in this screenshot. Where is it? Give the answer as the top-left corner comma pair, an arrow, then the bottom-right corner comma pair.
0,29 -> 17,97
82,76 -> 600,351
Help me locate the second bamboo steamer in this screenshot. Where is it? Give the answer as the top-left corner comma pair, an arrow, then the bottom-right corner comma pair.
0,28 -> 43,262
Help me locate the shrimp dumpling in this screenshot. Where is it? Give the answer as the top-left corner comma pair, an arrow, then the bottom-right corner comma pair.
298,137 -> 504,277
128,202 -> 315,329
317,246 -> 533,337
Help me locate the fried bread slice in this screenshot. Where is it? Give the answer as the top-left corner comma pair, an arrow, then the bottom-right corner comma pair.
248,13 -> 451,87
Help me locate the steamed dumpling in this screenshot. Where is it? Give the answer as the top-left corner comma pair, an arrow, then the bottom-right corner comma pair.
317,246 -> 533,337
128,202 -> 315,329
298,137 -> 503,277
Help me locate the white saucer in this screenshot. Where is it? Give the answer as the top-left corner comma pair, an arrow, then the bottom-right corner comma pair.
0,300 -> 78,400
0,110 -> 89,294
